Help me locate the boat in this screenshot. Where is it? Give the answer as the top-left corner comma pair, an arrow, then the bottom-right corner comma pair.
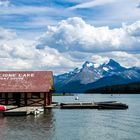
33,109 -> 40,115
30,108 -> 44,115
94,101 -> 117,104
37,108 -> 44,112
0,105 -> 6,111
95,102 -> 128,109
75,96 -> 79,100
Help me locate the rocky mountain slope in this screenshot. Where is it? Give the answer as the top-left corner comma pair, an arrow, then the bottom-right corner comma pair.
54,59 -> 140,93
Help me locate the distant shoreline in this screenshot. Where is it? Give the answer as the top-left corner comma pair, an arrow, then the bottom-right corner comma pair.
53,93 -> 74,96
53,93 -> 140,95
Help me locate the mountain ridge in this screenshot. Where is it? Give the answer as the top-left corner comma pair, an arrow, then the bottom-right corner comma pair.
54,59 -> 140,93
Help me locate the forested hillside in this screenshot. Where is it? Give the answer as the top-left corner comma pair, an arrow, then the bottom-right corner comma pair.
86,82 -> 140,93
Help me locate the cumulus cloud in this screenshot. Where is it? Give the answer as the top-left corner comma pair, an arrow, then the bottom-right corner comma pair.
0,28 -> 16,40
105,51 -> 140,68
36,17 -> 140,54
1,17 -> 140,74
79,51 -> 140,69
0,0 -> 10,7
0,27 -> 81,74
123,21 -> 140,37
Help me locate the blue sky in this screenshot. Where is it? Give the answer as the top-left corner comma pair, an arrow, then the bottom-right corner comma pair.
0,0 -> 140,74
1,0 -> 140,37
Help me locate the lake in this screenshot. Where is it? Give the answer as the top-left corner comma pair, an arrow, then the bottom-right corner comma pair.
0,94 -> 140,140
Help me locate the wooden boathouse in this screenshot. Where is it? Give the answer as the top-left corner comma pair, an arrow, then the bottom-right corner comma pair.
0,71 -> 54,107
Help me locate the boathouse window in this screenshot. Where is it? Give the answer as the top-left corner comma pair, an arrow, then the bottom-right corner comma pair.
31,93 -> 40,98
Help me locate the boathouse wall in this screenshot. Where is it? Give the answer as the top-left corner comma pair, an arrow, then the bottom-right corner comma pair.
0,71 -> 54,107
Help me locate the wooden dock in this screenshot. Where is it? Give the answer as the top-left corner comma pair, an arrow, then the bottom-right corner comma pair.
60,102 -> 128,109
3,107 -> 43,116
60,103 -> 99,109
45,104 -> 58,109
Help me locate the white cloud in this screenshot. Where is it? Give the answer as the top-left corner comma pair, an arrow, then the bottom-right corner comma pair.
0,28 -> 16,40
0,0 -> 139,38
81,51 -> 140,69
91,55 -> 109,64
0,27 -> 81,74
0,0 -> 10,7
0,6 -> 52,15
106,51 -> 140,68
123,21 -> 140,37
69,0 -> 116,10
1,17 -> 140,74
0,5 -> 67,16
35,17 -> 140,73
36,17 -> 140,53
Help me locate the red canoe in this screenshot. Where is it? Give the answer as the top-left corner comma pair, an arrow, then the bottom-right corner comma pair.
0,105 -> 6,111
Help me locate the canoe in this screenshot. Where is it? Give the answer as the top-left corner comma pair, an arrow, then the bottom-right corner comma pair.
0,105 -> 6,111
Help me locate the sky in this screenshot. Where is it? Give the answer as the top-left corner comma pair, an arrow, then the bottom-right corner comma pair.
0,0 -> 140,74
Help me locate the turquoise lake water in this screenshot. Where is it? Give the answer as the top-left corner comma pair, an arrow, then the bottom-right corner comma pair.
0,94 -> 140,140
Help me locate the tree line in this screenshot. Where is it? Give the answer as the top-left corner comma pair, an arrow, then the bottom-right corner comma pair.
86,82 -> 140,94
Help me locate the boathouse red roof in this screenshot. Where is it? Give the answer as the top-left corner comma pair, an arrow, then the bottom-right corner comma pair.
0,71 -> 53,93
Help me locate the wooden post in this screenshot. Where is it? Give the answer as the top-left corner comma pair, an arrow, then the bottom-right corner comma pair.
44,92 -> 52,106
44,93 -> 47,107
17,93 -> 21,107
25,93 -> 27,106
47,92 -> 49,105
48,91 -> 52,105
5,93 -> 8,105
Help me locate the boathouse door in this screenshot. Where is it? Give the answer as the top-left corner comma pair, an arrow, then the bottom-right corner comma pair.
13,93 -> 21,107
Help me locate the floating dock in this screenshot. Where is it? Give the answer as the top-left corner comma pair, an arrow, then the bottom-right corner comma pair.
60,101 -> 128,110
3,107 -> 43,116
60,103 -> 98,109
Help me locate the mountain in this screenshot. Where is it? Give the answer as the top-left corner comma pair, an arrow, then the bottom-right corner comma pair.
54,59 -> 140,93
86,81 -> 140,93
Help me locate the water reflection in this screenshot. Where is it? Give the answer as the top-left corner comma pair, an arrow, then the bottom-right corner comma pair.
0,94 -> 140,140
0,116 -> 7,140
0,109 -> 55,140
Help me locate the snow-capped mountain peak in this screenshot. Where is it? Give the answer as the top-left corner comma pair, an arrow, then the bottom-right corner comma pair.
106,59 -> 121,67
83,61 -> 94,68
86,62 -> 94,67
101,59 -> 126,72
54,59 -> 140,93
69,68 -> 81,74
82,61 -> 100,68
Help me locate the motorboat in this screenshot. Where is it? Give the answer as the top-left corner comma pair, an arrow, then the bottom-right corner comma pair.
75,96 -> 79,100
